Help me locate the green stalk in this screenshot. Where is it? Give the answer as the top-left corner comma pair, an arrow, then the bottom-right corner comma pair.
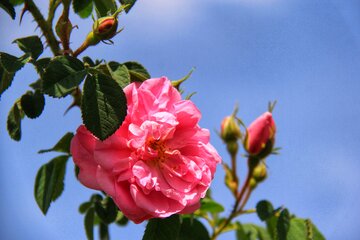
25,0 -> 60,55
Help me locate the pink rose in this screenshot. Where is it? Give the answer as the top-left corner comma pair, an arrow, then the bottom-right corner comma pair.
71,77 -> 221,223
244,112 -> 276,157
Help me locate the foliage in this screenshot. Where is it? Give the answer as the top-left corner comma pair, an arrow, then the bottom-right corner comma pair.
0,1 -> 325,240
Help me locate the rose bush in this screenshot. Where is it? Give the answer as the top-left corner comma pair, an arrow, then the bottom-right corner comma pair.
71,77 -> 221,223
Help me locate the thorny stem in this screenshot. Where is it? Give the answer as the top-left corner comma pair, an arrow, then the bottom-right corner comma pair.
47,0 -> 61,27
210,158 -> 254,240
25,0 -> 60,55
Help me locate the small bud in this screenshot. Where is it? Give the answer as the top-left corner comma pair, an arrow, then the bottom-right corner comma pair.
93,16 -> 119,40
221,115 -> 241,143
244,112 -> 276,159
74,6 -> 126,57
252,162 -> 267,183
249,178 -> 258,190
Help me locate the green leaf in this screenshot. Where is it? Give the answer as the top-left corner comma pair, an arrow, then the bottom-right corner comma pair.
0,64 -> 15,97
142,215 -> 181,240
20,90 -> 45,119
277,209 -> 290,240
115,211 -> 129,226
42,56 -> 86,98
99,222 -> 109,240
287,218 -> 325,240
73,0 -> 93,18
199,198 -> 224,214
94,197 -> 117,224
0,0 -> 15,19
236,223 -> 259,240
81,73 -> 127,140
93,0 -> 117,17
7,101 -> 24,141
123,61 -> 151,82
0,52 -> 30,72
10,0 -> 24,6
83,56 -> 96,67
265,215 -> 278,240
29,79 -> 42,91
79,202 -> 92,214
85,207 -> 95,240
34,155 -> 69,214
236,223 -> 271,240
311,220 -> 326,240
38,132 -> 74,154
256,200 -> 274,221
119,0 -> 137,13
106,61 -> 130,88
178,218 -> 210,240
13,35 -> 43,59
34,57 -> 51,77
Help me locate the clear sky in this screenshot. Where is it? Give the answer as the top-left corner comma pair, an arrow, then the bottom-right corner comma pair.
1,0 -> 360,239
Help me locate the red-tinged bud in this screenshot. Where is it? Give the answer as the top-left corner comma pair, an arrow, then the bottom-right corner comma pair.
93,16 -> 119,40
74,6 -> 127,57
221,115 -> 241,143
244,112 -> 276,158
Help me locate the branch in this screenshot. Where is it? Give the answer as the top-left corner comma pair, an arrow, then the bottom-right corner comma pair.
210,157 -> 255,240
47,0 -> 61,27
25,0 -> 60,56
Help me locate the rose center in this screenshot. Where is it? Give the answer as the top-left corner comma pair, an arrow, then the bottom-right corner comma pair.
147,139 -> 167,163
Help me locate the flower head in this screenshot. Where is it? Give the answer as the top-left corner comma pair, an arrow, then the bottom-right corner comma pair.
244,112 -> 276,158
71,77 -> 221,223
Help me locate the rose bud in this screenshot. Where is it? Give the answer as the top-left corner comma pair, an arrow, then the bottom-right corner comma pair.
249,177 -> 258,190
84,16 -> 120,47
244,112 -> 276,159
252,162 -> 267,183
220,115 -> 241,143
74,6 -> 126,57
93,16 -> 119,40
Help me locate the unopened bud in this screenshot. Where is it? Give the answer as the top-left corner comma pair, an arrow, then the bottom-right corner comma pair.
249,178 -> 258,190
78,6 -> 127,56
244,112 -> 276,159
94,16 -> 119,40
221,115 -> 241,143
252,162 -> 267,183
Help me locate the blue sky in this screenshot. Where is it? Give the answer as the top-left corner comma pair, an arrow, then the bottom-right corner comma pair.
1,0 -> 360,239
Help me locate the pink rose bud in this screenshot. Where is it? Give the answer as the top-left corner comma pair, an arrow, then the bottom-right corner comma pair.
220,116 -> 241,143
94,16 -> 119,39
244,112 -> 276,158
